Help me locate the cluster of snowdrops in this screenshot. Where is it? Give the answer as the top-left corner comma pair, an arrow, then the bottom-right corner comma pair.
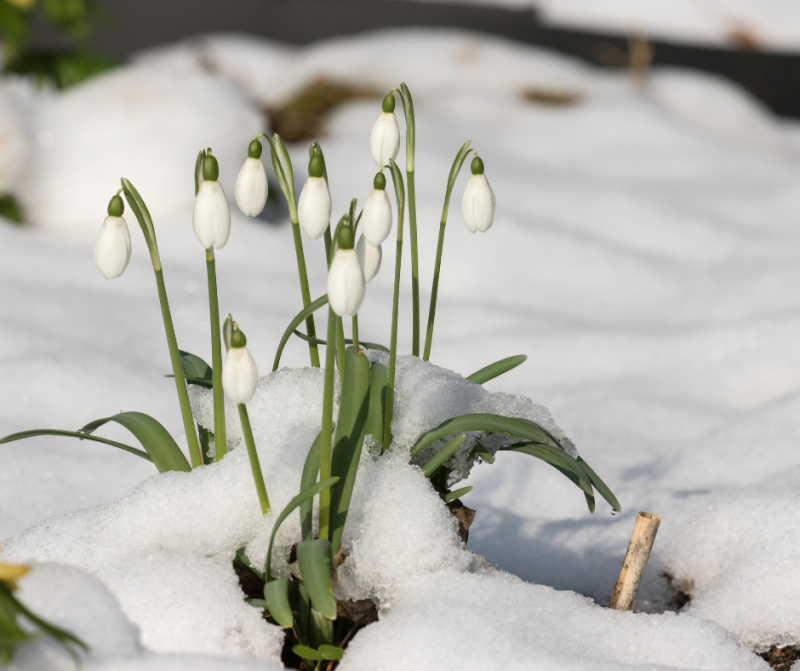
1,83 -> 618,669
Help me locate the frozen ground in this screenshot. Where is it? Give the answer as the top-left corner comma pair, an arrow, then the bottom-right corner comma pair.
1,27 -> 799,670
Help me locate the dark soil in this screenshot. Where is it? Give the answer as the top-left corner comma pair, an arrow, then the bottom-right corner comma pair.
760,645 -> 800,671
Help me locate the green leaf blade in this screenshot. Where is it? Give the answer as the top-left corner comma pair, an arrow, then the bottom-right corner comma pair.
0,428 -> 152,463
444,486 -> 473,504
263,578 -> 295,628
422,434 -> 466,478
296,538 -> 337,621
466,354 -> 527,385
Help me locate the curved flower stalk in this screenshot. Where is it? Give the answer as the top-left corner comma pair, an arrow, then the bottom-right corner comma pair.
361,171 -> 392,246
462,156 -> 496,234
223,322 -> 270,515
235,140 -> 269,217
423,141 -> 478,362
245,133 -> 321,368
298,154 -> 332,240
94,194 -> 131,279
117,178 -> 204,468
194,149 -> 228,460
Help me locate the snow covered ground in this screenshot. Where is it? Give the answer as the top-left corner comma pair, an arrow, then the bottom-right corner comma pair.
407,0 -> 800,52
2,27 -> 800,670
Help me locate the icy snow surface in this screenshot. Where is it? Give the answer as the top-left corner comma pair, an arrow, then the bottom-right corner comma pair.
2,26 -> 799,669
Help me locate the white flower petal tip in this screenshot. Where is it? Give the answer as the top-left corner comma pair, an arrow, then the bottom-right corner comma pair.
298,177 -> 332,240
361,188 -> 392,246
356,234 -> 382,283
95,215 -> 132,279
193,180 -> 231,249
222,346 -> 259,405
462,174 -> 495,234
370,112 -> 401,167
235,157 -> 268,217
328,248 -> 366,316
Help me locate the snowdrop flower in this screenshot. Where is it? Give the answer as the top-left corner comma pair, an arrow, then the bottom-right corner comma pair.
328,226 -> 365,316
95,195 -> 131,279
222,327 -> 258,405
361,171 -> 392,246
193,152 -> 231,249
235,139 -> 268,217
297,154 -> 331,240
462,156 -> 495,234
370,93 -> 400,168
356,233 -> 382,283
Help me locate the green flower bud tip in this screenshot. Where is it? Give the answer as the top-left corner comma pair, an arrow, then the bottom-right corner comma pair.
231,328 -> 247,348
248,139 -> 263,159
382,93 -> 395,114
203,154 -> 220,181
337,224 -> 355,250
471,156 -> 485,175
107,194 -> 124,217
308,154 -> 325,178
373,172 -> 386,190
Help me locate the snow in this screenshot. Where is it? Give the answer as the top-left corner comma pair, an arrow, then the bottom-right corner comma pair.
1,26 -> 799,670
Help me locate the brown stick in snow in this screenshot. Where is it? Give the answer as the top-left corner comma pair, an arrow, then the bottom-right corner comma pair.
608,511 -> 662,611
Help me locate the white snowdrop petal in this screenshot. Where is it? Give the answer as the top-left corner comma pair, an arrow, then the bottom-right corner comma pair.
472,174 -> 496,233
356,234 -> 382,282
370,113 -> 401,167
297,177 -> 331,240
94,215 -> 132,279
235,157 -> 268,217
222,347 -> 259,405
461,179 -> 478,234
193,181 -> 231,249
362,188 -> 393,246
328,249 -> 365,316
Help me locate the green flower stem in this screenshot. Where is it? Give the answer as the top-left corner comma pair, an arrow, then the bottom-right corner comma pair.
155,268 -> 204,468
319,306 -> 338,540
237,403 -> 270,515
422,141 -> 474,361
336,317 -> 346,388
291,221 -> 321,368
423,221 -> 446,361
398,83 -> 420,357
383,161 -> 406,452
352,316 -> 359,350
205,248 -> 227,460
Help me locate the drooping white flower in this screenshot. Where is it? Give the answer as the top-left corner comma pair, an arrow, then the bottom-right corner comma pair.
370,94 -> 400,167
193,153 -> 231,249
361,172 -> 392,246
235,140 -> 268,217
356,234 -> 382,283
462,156 -> 495,234
222,328 -> 259,405
297,154 -> 331,240
95,195 -> 131,279
328,226 -> 365,316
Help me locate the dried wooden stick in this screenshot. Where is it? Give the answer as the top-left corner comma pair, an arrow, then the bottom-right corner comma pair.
608,511 -> 662,611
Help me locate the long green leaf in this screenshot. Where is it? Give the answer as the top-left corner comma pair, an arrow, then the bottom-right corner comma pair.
330,347 -> 371,554
466,354 -> 527,385
577,457 -> 621,512
410,413 -> 561,457
422,434 -> 466,478
0,429 -> 152,463
366,362 -> 388,453
296,538 -> 337,620
444,486 -> 473,504
273,295 -> 329,371
502,442 -> 594,498
263,578 -> 294,628
264,477 -> 339,581
300,430 -> 324,542
80,411 -> 191,473
165,350 -> 214,388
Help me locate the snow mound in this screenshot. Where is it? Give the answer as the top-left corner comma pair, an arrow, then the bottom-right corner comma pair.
16,61 -> 263,231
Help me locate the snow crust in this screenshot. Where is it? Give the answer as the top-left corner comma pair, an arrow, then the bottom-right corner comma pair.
2,25 -> 800,670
